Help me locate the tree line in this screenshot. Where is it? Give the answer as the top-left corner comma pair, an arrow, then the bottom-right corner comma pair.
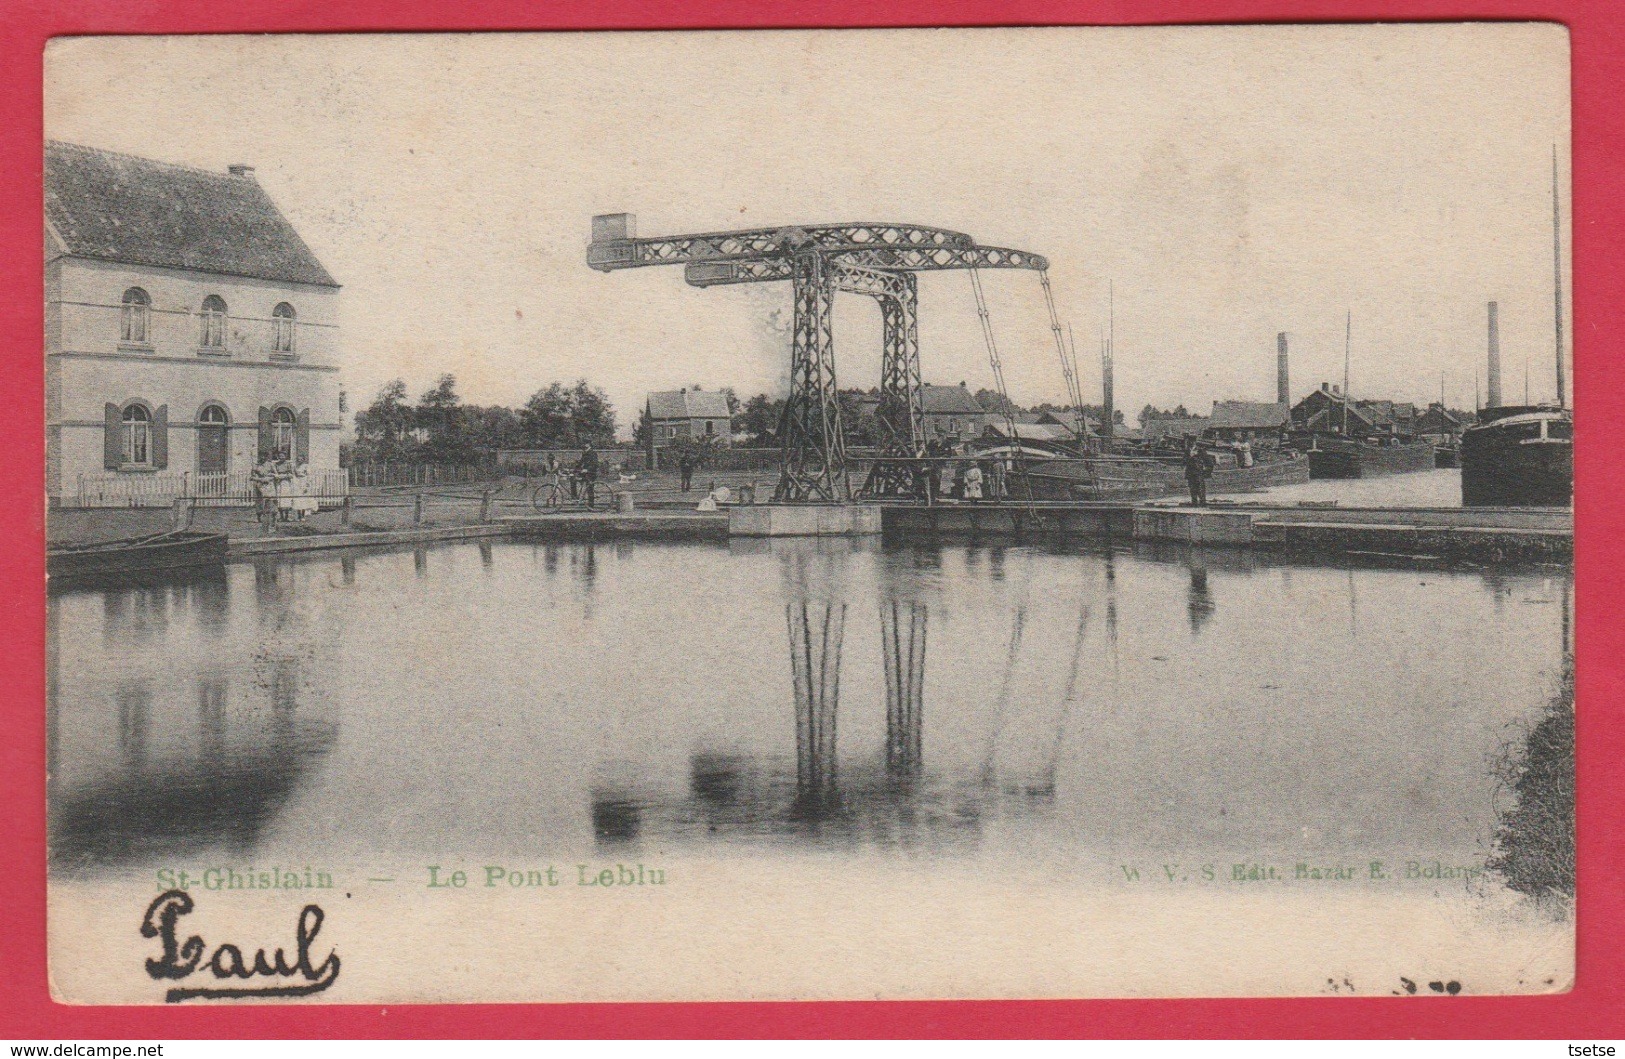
349,374 -> 1127,465
350,375 -> 617,464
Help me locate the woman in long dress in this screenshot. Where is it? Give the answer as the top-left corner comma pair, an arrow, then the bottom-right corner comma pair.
292,462 -> 320,520
273,452 -> 295,521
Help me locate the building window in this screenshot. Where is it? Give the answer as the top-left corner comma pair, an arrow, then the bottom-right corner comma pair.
705,419 -> 715,435
272,302 -> 296,353
120,288 -> 151,345
122,404 -> 152,465
270,407 -> 297,459
200,295 -> 227,349
200,403 -> 229,426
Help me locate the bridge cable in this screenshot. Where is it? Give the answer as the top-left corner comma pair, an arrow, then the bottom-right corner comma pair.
967,268 -> 1037,513
1039,270 -> 1087,443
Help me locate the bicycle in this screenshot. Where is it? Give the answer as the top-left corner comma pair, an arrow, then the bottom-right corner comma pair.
531,470 -> 616,512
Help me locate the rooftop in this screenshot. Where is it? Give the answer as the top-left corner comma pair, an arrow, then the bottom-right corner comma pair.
1209,400 -> 1291,430
920,384 -> 986,416
46,141 -> 338,287
648,389 -> 732,419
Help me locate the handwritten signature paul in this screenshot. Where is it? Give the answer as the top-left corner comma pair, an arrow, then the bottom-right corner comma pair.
141,889 -> 340,1002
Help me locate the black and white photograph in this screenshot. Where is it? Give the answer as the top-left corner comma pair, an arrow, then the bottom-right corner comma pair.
43,25 -> 1574,1003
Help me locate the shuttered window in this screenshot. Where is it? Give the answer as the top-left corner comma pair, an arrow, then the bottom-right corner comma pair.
259,406 -> 310,462
270,407 -> 296,460
107,403 -> 167,468
121,404 -> 151,465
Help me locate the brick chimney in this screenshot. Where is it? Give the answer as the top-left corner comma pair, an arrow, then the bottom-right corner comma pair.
1276,332 -> 1290,405
227,164 -> 256,179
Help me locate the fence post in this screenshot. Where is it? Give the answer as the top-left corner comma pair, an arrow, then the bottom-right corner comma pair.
480,489 -> 492,523
172,496 -> 191,531
414,491 -> 424,524
341,495 -> 353,526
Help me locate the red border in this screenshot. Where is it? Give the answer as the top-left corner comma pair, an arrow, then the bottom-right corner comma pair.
3,0 -> 1621,1039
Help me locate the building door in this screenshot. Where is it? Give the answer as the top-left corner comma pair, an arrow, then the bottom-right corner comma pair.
198,404 -> 229,475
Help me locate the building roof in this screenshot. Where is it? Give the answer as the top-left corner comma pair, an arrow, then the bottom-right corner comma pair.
1141,413 -> 1210,440
1416,404 -> 1464,428
647,389 -> 732,419
1208,400 -> 1291,430
983,422 -> 1073,442
920,384 -> 986,416
45,141 -> 338,287
1306,404 -> 1379,433
1035,409 -> 1100,433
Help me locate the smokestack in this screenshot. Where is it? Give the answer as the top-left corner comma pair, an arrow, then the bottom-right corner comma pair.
1487,301 -> 1503,408
1276,332 -> 1290,405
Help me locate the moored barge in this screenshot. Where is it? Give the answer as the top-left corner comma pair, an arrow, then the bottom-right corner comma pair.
1460,406 -> 1572,507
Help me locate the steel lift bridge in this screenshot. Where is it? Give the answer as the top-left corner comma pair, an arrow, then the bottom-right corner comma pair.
587,213 -> 1084,503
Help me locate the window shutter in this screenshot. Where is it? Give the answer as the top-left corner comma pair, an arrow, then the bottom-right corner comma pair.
104,403 -> 121,469
258,406 -> 272,461
296,408 -> 310,464
152,405 -> 169,469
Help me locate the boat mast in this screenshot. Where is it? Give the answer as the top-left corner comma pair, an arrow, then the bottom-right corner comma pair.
1105,280 -> 1116,441
1342,311 -> 1351,436
1552,144 -> 1567,409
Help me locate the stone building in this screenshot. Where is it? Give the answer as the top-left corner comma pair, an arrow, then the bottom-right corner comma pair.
1204,400 -> 1292,442
45,141 -> 341,505
645,388 -> 734,451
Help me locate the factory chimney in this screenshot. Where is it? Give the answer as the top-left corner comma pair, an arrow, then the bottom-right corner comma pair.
1486,301 -> 1503,408
1276,332 -> 1290,405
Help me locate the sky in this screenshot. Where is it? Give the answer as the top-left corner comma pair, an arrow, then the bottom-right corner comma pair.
45,26 -> 1570,435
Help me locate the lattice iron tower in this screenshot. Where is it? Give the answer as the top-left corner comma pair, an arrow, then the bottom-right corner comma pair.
588,214 -> 1049,501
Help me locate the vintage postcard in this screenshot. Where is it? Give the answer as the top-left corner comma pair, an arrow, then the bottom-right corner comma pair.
43,25 -> 1574,1004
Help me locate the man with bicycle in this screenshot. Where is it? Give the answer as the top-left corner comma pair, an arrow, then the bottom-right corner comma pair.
578,441 -> 600,508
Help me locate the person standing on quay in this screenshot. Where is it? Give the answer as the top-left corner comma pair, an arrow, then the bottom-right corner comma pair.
578,441 -> 600,507
1184,439 -> 1211,507
678,449 -> 696,492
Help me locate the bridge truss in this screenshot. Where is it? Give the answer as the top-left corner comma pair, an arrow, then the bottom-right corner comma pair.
587,214 -> 1052,502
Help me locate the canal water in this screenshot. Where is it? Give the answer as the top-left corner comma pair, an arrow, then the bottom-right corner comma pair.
1228,466 -> 1467,507
48,537 -> 1571,893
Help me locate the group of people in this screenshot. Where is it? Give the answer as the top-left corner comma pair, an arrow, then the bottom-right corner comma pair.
537,441 -> 603,506
252,451 -> 319,524
916,442 -> 1001,502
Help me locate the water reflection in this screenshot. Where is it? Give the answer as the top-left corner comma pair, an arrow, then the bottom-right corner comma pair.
788,601 -> 844,811
49,562 -> 338,872
1187,565 -> 1215,634
881,601 -> 927,779
47,537 -> 1571,883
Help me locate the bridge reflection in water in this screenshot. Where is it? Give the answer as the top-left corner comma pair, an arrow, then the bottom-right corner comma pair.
45,536 -> 1570,885
589,579 -> 1079,852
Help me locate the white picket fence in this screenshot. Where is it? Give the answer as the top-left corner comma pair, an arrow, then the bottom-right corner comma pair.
73,469 -> 350,509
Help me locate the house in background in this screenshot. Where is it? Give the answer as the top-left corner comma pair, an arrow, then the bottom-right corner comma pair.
920,384 -> 990,445
1204,400 -> 1291,442
645,388 -> 733,457
1292,383 -> 1424,439
1140,409 -> 1211,443
45,141 -> 342,505
1413,402 -> 1467,443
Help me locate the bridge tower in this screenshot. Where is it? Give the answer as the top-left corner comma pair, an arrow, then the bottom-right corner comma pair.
587,213 -> 1050,501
